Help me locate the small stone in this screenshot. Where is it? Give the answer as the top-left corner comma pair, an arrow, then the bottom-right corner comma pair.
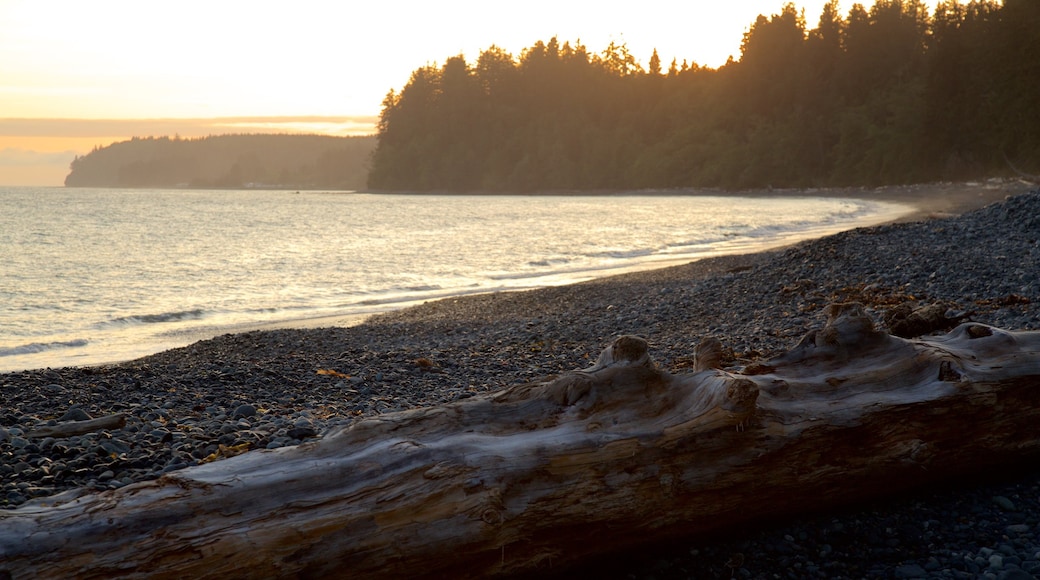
266,437 -> 292,449
287,427 -> 317,439
232,404 -> 257,419
989,554 -> 1004,570
6,491 -> 27,505
1006,524 -> 1031,534
999,569 -> 1036,580
99,439 -> 130,455
98,470 -> 115,482
894,564 -> 927,579
993,496 -> 1017,511
59,408 -> 92,422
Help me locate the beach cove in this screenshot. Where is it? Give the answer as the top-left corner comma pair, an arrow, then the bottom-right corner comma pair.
2,180 -> 1038,578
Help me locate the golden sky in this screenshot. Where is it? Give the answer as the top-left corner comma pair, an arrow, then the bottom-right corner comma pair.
0,0 -> 937,186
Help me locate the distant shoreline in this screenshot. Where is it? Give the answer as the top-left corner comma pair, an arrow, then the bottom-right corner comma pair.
60,176 -> 1030,214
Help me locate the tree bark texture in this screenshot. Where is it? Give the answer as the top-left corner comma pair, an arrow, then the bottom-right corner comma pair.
2,303 -> 1039,579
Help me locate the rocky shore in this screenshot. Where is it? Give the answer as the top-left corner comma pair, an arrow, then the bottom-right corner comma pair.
2,185 -> 1039,578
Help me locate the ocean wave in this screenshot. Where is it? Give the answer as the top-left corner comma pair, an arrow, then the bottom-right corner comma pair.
0,339 -> 88,357
402,284 -> 442,292
105,308 -> 206,326
527,257 -> 572,268
584,248 -> 656,260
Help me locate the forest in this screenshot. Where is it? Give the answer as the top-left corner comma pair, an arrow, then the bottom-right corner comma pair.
369,0 -> 1040,192
65,134 -> 375,190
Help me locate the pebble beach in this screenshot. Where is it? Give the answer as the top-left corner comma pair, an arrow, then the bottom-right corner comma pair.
2,182 -> 1039,578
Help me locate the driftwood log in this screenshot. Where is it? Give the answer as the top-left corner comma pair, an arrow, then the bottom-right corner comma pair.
2,303 -> 1040,578
26,413 -> 127,439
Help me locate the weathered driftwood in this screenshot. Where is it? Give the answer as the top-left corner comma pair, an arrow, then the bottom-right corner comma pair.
26,413 -> 126,439
2,303 -> 1040,579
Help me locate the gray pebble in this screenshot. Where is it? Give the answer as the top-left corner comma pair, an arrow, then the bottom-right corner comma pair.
893,563 -> 927,578
994,496 -> 1017,511
59,408 -> 92,422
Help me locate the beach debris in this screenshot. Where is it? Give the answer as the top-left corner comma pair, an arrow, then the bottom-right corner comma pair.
316,368 -> 350,378
25,413 -> 126,439
414,357 -> 442,372
198,442 -> 252,464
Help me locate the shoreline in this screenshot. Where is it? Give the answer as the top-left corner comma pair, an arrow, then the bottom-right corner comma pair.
240,179 -> 1026,335
0,183 -> 937,373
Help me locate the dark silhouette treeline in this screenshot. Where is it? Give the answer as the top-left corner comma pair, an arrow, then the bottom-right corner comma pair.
65,134 -> 375,190
369,0 -> 1039,192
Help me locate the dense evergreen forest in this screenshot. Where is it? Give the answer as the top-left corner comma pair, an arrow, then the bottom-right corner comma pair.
369,0 -> 1040,192
65,134 -> 375,190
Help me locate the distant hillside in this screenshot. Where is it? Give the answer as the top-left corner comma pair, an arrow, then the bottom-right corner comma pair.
65,134 -> 376,190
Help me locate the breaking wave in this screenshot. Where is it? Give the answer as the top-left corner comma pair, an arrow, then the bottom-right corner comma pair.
104,309 -> 206,326
0,339 -> 89,358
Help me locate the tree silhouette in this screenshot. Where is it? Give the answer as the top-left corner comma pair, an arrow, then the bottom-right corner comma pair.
368,0 -> 1040,192
67,135 -> 374,189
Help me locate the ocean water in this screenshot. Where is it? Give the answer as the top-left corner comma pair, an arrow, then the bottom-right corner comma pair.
0,187 -> 912,372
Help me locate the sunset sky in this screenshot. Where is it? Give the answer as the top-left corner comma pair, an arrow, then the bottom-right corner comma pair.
1,0 -> 938,186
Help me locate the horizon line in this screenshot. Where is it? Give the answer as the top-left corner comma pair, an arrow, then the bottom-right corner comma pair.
0,116 -> 379,138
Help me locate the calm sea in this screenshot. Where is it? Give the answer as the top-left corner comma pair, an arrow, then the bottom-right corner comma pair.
0,187 -> 912,372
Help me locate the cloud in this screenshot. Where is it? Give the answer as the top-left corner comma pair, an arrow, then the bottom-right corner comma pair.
0,147 -> 76,166
0,116 -> 378,138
